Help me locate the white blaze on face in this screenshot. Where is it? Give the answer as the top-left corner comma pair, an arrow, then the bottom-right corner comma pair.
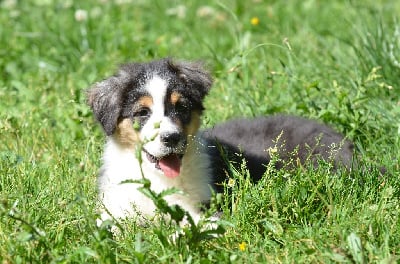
145,75 -> 166,120
141,75 -> 180,158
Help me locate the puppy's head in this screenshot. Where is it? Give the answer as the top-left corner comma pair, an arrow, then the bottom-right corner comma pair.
87,58 -> 212,178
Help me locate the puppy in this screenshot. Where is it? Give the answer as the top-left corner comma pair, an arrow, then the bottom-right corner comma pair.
87,58 -> 353,225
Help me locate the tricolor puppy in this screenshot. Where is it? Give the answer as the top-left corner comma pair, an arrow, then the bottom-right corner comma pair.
87,58 -> 353,224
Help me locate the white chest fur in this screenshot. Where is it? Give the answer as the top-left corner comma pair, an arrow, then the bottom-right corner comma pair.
97,136 -> 212,224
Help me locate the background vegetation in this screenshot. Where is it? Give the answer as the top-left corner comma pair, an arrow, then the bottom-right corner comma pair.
0,0 -> 399,262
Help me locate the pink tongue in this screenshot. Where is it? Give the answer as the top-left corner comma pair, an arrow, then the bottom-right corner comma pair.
158,154 -> 181,178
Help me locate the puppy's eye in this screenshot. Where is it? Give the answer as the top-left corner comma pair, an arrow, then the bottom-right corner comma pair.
134,108 -> 151,117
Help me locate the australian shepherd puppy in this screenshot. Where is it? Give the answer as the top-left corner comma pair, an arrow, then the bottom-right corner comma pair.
87,58 -> 353,225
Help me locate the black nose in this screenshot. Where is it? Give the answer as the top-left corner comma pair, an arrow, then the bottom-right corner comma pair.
160,132 -> 182,147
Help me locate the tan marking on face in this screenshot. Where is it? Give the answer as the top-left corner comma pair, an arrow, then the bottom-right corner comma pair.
138,95 -> 153,108
170,91 -> 181,105
183,111 -> 201,136
114,118 -> 140,149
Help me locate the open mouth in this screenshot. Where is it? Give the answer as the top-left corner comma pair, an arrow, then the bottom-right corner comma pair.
143,149 -> 183,179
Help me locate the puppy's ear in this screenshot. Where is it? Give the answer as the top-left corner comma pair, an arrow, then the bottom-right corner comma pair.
168,60 -> 213,99
87,73 -> 127,136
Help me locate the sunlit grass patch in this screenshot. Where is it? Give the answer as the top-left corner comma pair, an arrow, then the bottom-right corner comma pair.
0,0 -> 399,262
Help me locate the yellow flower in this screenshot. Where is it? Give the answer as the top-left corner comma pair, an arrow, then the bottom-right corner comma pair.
227,178 -> 235,188
268,146 -> 278,155
239,241 -> 247,251
250,17 -> 259,26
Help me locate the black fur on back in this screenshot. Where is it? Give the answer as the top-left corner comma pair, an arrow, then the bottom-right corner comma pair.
201,115 -> 354,191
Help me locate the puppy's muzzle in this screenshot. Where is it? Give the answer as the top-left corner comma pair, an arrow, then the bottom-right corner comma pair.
160,132 -> 183,148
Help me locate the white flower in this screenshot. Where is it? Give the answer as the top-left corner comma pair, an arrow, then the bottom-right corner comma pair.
166,5 -> 186,19
38,61 -> 47,69
75,9 -> 88,22
1,0 -> 17,9
115,0 -> 133,4
196,6 -> 215,18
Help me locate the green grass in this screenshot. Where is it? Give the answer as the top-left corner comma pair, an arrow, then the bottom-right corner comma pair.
1,0 -> 399,262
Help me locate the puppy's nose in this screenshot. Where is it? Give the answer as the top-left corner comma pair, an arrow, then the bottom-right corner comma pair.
160,132 -> 182,147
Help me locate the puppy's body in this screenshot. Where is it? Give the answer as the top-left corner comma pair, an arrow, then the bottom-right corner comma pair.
203,115 -> 353,191
88,58 -> 353,224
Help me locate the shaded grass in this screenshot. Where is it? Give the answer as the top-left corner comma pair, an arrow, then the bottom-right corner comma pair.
0,0 -> 399,262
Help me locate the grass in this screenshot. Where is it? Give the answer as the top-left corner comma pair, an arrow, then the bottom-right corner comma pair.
0,0 -> 399,262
